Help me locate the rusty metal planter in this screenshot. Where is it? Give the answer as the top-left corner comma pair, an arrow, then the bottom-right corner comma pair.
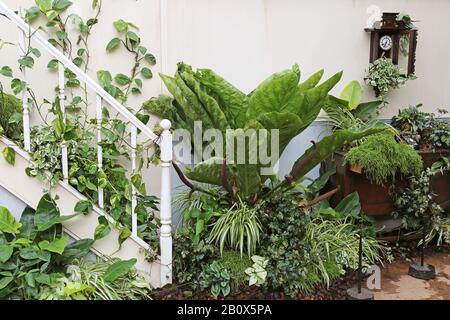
321,149 -> 450,217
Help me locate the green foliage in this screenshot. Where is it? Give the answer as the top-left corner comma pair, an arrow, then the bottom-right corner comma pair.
2,146 -> 15,166
396,12 -> 417,29
344,133 -> 423,185
209,201 -> 262,256
257,189 -> 387,297
26,111 -> 160,246
0,194 -> 93,299
173,227 -> 218,284
0,195 -> 150,300
39,257 -> 151,300
323,81 -> 385,140
0,206 -> 22,234
149,62 -> 387,201
218,250 -> 252,290
391,105 -> 450,150
197,261 -> 231,298
245,255 -> 268,287
103,258 -> 137,283
365,56 -> 416,100
100,19 -> 156,102
0,91 -> 23,141
339,80 -> 362,110
393,159 -> 450,246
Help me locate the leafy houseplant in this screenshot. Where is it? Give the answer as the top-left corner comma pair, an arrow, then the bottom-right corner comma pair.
0,0 -> 162,248
343,133 -> 423,185
322,80 -> 390,142
197,261 -> 231,298
258,189 -> 388,296
245,255 -> 268,287
393,158 -> 450,245
208,200 -> 262,257
391,105 -> 450,150
0,194 -> 150,300
365,56 -> 416,100
396,12 -> 417,29
146,62 -> 388,204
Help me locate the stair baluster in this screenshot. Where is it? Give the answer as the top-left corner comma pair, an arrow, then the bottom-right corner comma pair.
58,62 -> 69,183
131,125 -> 138,238
96,95 -> 104,209
159,119 -> 172,286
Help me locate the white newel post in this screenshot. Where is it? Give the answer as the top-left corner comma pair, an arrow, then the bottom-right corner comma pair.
159,119 -> 172,286
18,28 -> 30,152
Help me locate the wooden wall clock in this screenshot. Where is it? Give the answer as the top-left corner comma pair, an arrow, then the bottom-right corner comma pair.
365,12 -> 418,75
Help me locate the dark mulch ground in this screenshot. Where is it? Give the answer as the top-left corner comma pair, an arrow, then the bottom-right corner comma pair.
151,269 -> 358,300
151,242 -> 450,300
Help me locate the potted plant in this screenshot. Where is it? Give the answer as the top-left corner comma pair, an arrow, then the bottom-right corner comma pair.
365,56 -> 416,100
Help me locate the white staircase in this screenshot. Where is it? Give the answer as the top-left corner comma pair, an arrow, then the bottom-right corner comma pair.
0,1 -> 173,288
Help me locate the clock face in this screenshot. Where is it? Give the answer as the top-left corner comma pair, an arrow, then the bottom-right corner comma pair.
379,35 -> 393,51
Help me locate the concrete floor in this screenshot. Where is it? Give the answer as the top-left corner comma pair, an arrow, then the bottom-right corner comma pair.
374,253 -> 450,300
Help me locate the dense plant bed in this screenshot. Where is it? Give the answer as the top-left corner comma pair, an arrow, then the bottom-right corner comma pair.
151,271 -> 357,300
322,148 -> 450,216
151,244 -> 450,300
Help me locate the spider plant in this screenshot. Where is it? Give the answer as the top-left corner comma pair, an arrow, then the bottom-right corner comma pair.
66,258 -> 152,300
208,199 -> 262,257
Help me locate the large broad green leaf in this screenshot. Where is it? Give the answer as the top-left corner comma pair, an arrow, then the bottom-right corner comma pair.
18,207 -> 37,240
298,69 -> 324,92
291,120 -> 388,180
234,164 -> 262,198
0,272 -> 13,290
195,68 -> 248,127
255,111 -> 304,155
176,71 -> 214,128
94,216 -> 111,241
160,73 -> 211,128
19,246 -> 50,261
335,192 -> 361,218
34,194 -> 59,230
38,236 -> 69,255
246,64 -> 300,119
60,239 -> 94,262
309,162 -> 336,194
352,100 -> 383,119
295,71 -> 343,127
0,206 -> 21,234
103,258 -> 137,283
179,66 -> 230,131
185,157 -> 225,186
0,245 -> 13,263
340,80 -> 362,110
34,193 -> 79,231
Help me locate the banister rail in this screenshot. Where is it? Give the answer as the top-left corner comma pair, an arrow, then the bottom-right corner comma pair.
0,1 -> 158,142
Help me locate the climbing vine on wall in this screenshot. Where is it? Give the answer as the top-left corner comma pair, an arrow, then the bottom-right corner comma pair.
0,0 -> 160,252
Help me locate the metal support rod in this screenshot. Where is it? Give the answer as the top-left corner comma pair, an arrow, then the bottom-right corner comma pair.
357,228 -> 363,294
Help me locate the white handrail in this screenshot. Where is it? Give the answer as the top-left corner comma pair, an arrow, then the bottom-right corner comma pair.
0,1 -> 158,142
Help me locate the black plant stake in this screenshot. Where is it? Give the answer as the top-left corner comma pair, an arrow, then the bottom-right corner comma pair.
408,209 -> 436,280
346,213 -> 374,300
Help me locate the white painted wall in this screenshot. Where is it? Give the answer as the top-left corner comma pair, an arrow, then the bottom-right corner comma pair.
1,0 -> 449,117
0,185 -> 27,219
1,0 -> 449,202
